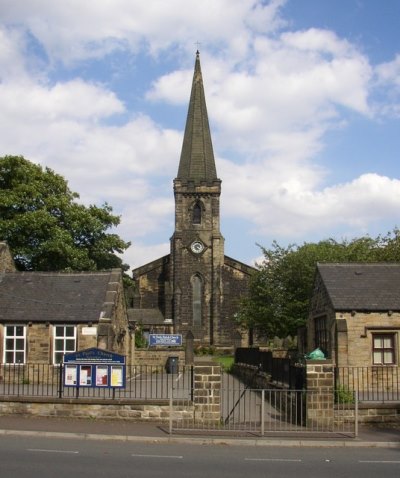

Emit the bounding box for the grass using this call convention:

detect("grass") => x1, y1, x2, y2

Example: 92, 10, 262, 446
212, 355, 234, 372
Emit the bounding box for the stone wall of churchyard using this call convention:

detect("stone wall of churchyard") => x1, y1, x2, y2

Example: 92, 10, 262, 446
134, 349, 185, 367
0, 397, 175, 421
0, 363, 222, 423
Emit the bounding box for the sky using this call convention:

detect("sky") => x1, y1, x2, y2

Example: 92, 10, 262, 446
1, 0, 400, 270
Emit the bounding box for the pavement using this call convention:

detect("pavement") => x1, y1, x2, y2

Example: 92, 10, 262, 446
0, 415, 399, 448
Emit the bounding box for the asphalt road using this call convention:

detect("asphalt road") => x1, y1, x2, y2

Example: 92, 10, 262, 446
1, 435, 400, 478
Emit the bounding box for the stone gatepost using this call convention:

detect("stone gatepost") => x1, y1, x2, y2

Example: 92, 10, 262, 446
193, 363, 221, 426
185, 331, 194, 365
306, 360, 334, 430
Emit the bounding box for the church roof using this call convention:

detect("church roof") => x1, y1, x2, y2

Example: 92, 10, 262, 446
317, 263, 400, 311
177, 51, 218, 183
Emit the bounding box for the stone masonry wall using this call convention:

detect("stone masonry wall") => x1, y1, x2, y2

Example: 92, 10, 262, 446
306, 360, 334, 429
193, 363, 221, 425
338, 311, 400, 367
134, 349, 185, 367
0, 398, 172, 421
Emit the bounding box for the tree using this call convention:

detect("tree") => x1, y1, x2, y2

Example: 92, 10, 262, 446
238, 234, 396, 339
0, 155, 130, 271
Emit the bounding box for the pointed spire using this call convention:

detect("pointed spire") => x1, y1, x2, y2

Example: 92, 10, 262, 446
177, 51, 217, 183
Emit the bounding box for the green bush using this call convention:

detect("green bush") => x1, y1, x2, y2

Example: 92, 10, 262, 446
335, 385, 355, 404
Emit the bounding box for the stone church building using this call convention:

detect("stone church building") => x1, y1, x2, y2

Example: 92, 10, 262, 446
130, 52, 254, 347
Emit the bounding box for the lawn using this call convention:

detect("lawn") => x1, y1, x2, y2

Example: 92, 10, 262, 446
212, 355, 234, 372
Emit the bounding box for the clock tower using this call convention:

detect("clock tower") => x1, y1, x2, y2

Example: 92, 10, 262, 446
170, 51, 224, 345
131, 52, 254, 348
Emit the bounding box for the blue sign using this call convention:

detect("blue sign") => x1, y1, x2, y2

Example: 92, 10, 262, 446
63, 347, 125, 364
149, 334, 182, 346
63, 348, 126, 389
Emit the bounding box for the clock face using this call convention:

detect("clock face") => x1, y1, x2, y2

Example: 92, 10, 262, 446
190, 241, 204, 254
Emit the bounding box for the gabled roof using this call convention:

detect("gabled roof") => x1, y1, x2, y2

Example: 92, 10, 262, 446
177, 51, 218, 183
0, 270, 120, 323
317, 263, 400, 311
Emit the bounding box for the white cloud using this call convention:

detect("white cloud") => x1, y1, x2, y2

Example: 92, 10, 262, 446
1, 1, 400, 269
0, 0, 286, 62
376, 54, 400, 87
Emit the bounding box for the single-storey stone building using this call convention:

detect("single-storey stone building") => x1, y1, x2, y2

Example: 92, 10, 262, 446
130, 52, 255, 347
308, 262, 400, 367
0, 242, 132, 365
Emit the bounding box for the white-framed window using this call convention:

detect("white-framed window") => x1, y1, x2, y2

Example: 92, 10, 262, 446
3, 325, 26, 364
372, 333, 396, 365
53, 325, 77, 364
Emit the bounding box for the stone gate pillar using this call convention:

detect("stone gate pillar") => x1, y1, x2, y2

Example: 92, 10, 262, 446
306, 360, 334, 429
193, 363, 221, 425
185, 331, 194, 365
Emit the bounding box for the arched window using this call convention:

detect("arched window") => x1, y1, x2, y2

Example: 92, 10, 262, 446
192, 202, 201, 224
192, 275, 202, 326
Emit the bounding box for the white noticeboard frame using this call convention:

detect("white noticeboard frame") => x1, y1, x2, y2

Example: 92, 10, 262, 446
65, 365, 77, 386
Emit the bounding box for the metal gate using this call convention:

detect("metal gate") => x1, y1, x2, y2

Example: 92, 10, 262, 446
169, 373, 357, 437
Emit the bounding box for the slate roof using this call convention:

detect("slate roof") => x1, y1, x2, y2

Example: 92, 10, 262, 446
317, 263, 400, 311
0, 271, 115, 323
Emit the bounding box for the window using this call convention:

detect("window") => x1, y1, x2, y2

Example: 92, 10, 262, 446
192, 202, 202, 224
372, 334, 396, 365
53, 325, 77, 364
3, 325, 26, 364
192, 275, 202, 326
314, 316, 328, 356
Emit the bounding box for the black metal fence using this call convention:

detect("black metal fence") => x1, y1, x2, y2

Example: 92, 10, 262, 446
234, 348, 305, 390
0, 363, 194, 400
336, 366, 400, 402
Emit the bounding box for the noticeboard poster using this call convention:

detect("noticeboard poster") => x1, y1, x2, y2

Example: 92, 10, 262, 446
79, 365, 92, 386
96, 365, 109, 386
65, 365, 77, 386
111, 366, 123, 387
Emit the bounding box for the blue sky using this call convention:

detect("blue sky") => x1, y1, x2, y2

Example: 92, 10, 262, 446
1, 0, 400, 269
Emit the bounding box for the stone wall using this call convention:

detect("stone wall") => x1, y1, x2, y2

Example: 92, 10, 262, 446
134, 349, 185, 367
306, 360, 334, 428
193, 363, 221, 425
337, 311, 400, 367
0, 363, 221, 423
0, 397, 172, 421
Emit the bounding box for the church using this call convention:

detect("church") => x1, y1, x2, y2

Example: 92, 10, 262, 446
130, 52, 254, 347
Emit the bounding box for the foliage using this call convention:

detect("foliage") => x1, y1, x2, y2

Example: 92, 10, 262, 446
194, 345, 216, 356
134, 326, 148, 349
335, 385, 355, 404
0, 155, 130, 271
237, 232, 400, 338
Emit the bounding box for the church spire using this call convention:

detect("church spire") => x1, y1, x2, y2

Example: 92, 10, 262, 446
177, 51, 217, 183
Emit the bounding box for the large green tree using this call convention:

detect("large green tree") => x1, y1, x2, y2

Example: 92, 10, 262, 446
0, 155, 130, 271
238, 233, 400, 339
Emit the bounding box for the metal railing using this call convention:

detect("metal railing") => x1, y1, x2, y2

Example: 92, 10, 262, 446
336, 366, 400, 402
170, 386, 357, 437
0, 363, 193, 400
234, 348, 305, 389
